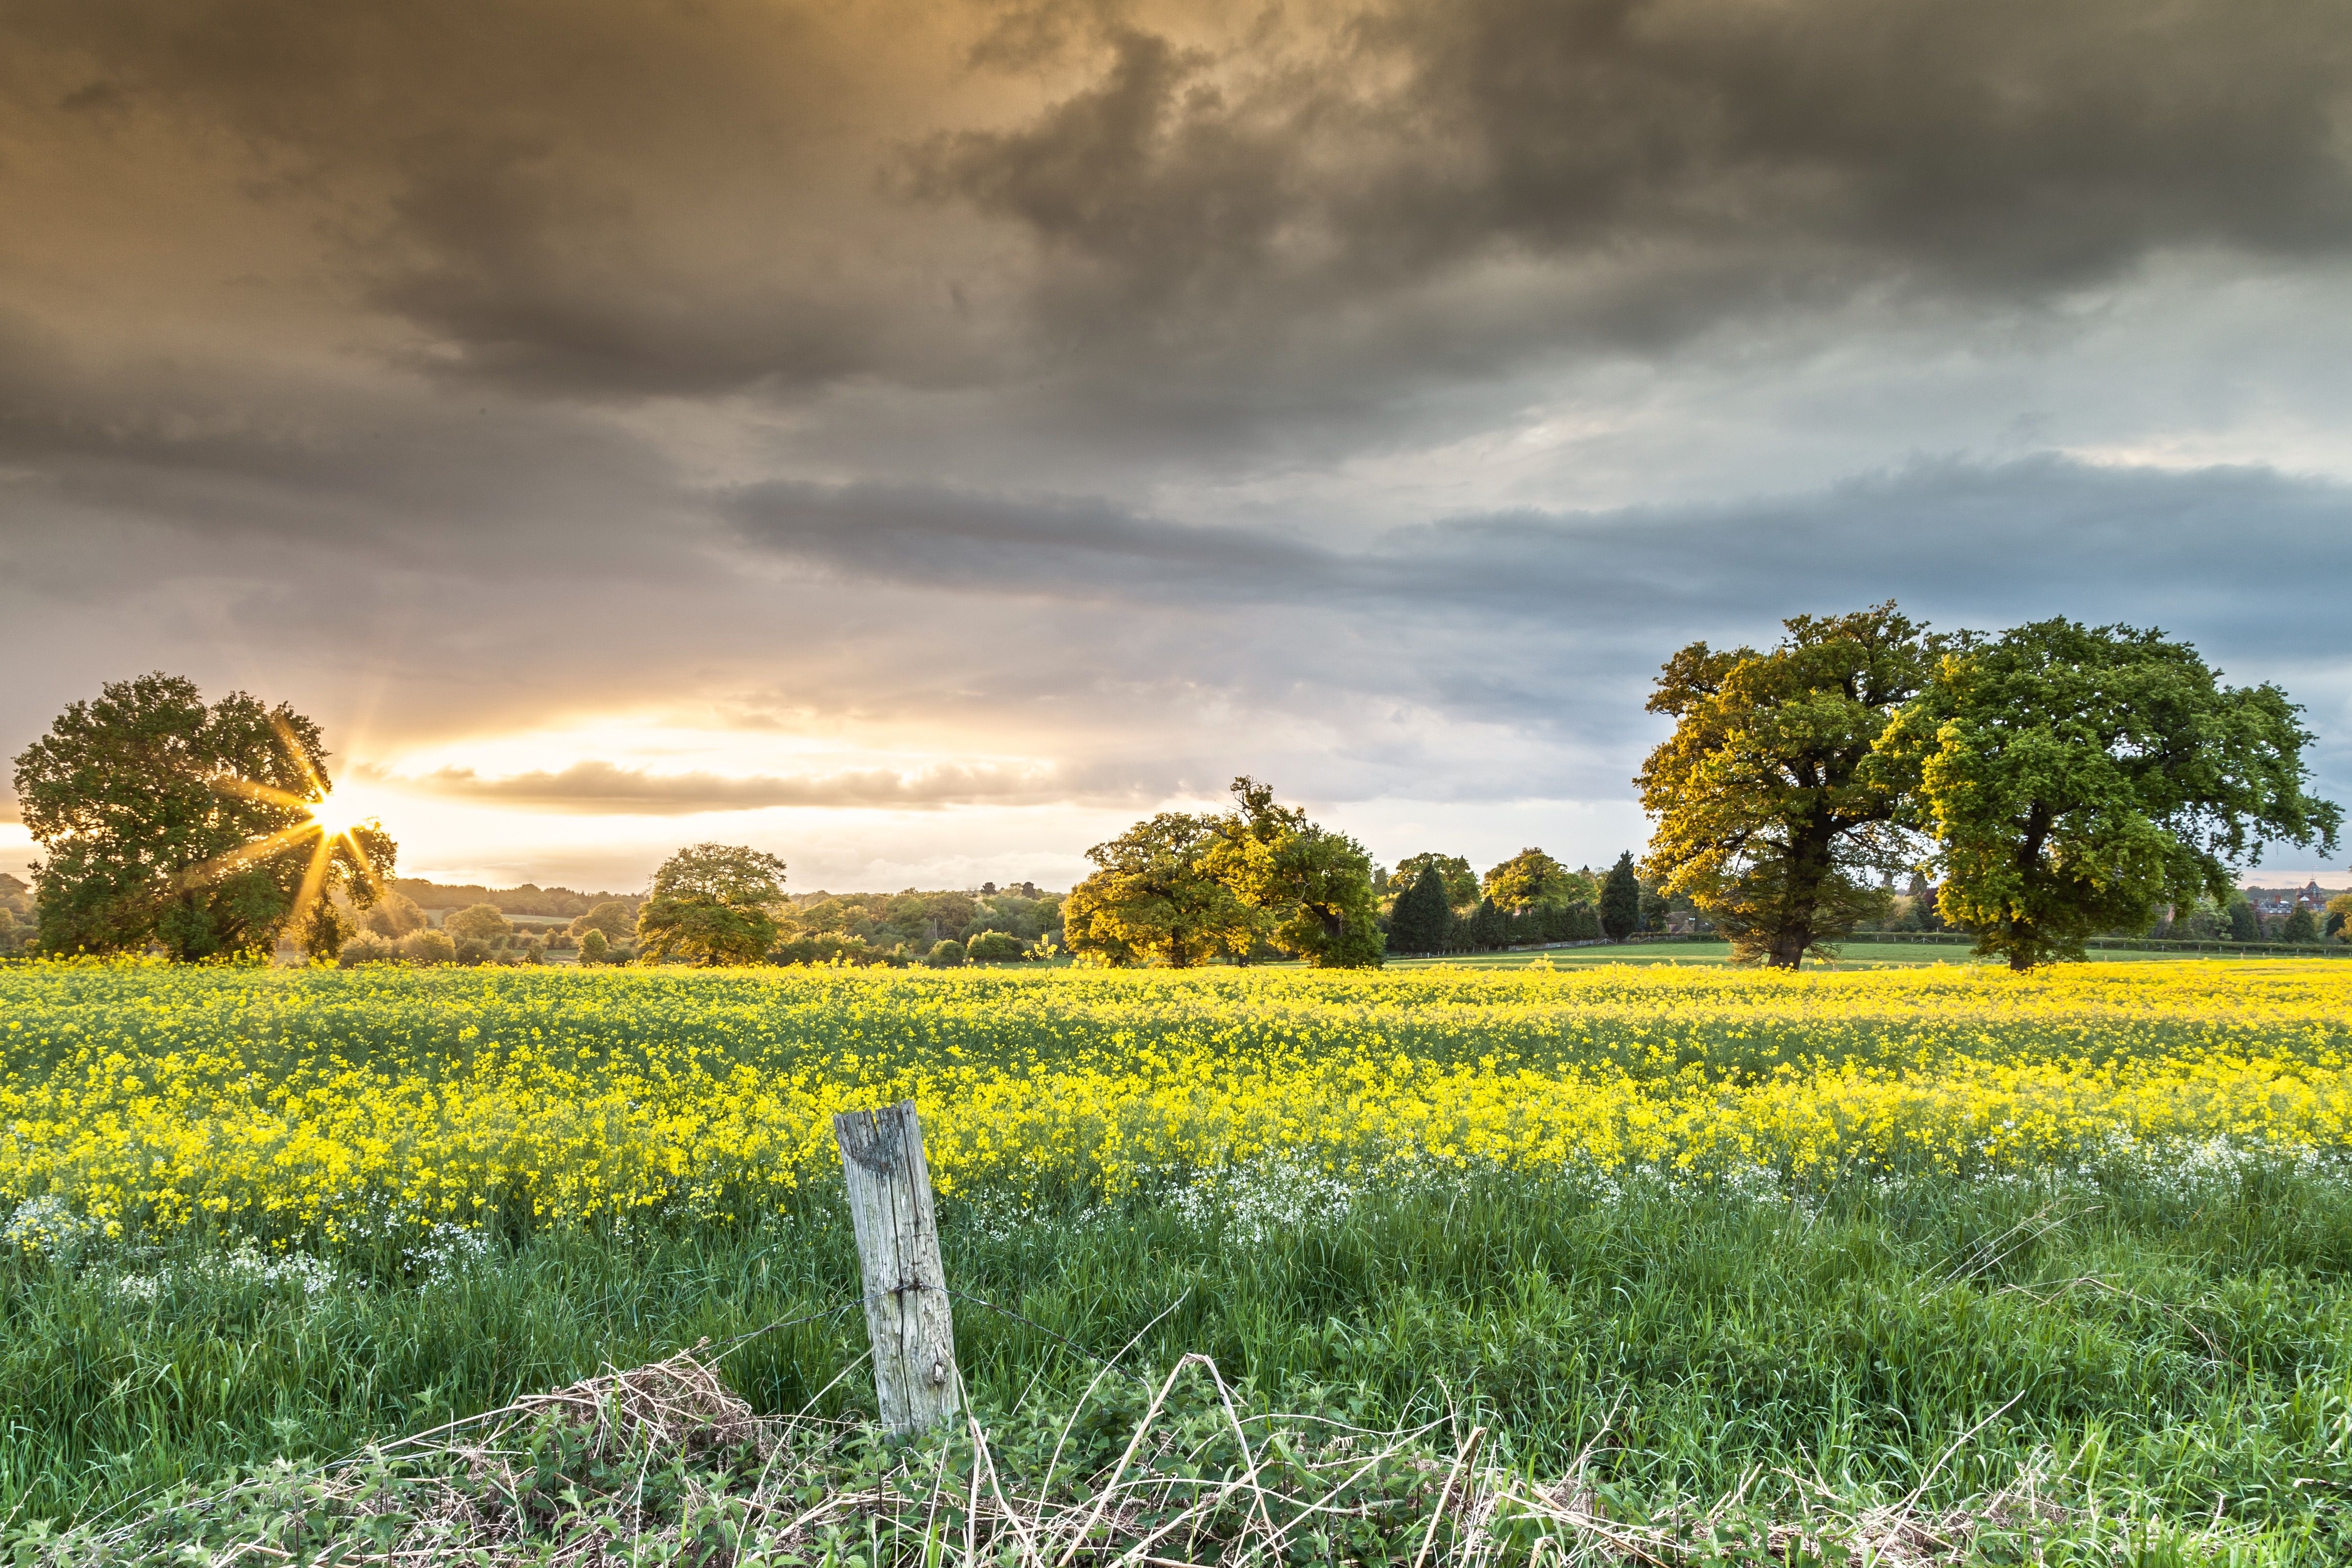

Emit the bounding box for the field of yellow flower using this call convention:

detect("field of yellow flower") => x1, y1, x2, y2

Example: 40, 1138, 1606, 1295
3, 957, 2348, 1238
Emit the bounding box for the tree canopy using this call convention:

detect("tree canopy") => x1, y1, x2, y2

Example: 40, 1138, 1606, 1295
10, 673, 394, 960
1211, 777, 1385, 968
634, 843, 788, 966
1881, 619, 2341, 970
1482, 847, 1592, 911
1062, 812, 1254, 967
1638, 605, 1938, 966
1065, 779, 1383, 968
1391, 852, 1478, 911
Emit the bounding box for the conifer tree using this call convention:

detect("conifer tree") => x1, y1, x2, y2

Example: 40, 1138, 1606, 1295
1601, 853, 1642, 940
1387, 863, 1451, 954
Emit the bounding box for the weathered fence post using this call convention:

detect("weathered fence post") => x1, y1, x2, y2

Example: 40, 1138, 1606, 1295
831, 1100, 960, 1435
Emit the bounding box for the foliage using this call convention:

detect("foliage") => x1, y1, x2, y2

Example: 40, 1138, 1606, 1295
1064, 813, 1256, 967
965, 930, 1024, 962
926, 937, 968, 967
1599, 853, 1642, 940
1639, 605, 1937, 967
1391, 852, 1478, 911
1884, 619, 2342, 970
1210, 777, 1385, 969
635, 844, 789, 966
10, 673, 394, 961
444, 903, 513, 941
569, 900, 637, 940
1481, 847, 1593, 911
1387, 864, 1453, 954
2283, 906, 2321, 944
361, 888, 426, 938
577, 929, 611, 965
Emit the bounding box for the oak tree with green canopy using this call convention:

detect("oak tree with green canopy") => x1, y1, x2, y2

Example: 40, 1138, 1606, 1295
1063, 812, 1256, 967
634, 843, 788, 966
11, 672, 394, 960
1882, 619, 2340, 970
1637, 604, 1940, 967
1212, 777, 1385, 968
1481, 847, 1594, 912
444, 904, 513, 942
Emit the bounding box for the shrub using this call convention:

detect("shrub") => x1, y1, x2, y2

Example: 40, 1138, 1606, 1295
398, 929, 456, 965
925, 938, 966, 968
578, 930, 610, 965
966, 931, 1024, 963
335, 933, 396, 967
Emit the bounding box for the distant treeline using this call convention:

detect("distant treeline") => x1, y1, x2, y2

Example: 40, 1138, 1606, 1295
388, 880, 637, 917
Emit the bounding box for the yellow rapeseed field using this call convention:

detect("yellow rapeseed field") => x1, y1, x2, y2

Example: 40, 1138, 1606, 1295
1, 958, 2347, 1237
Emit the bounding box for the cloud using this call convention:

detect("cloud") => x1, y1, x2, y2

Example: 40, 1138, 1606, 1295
402, 759, 1064, 814
921, 0, 2352, 348
721, 456, 2352, 664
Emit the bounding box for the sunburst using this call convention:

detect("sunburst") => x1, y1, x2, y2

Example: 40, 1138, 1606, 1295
174, 723, 388, 950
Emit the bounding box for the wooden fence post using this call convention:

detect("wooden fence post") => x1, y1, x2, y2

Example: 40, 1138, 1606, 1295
832, 1100, 961, 1435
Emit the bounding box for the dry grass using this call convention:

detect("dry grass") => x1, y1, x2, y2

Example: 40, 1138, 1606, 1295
38, 1346, 2229, 1568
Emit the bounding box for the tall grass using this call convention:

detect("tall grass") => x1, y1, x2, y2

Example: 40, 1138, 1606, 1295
5, 1158, 2350, 1557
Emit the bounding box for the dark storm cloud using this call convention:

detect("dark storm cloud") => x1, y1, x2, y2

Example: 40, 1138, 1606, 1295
923, 0, 2352, 343
403, 760, 1060, 814
12, 0, 2348, 409
724, 456, 2352, 669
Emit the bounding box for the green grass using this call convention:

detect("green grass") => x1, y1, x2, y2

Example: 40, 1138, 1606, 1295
7, 1159, 2352, 1560
1385, 940, 2325, 969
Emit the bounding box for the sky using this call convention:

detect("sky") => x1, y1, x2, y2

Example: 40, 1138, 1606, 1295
4, 0, 2351, 894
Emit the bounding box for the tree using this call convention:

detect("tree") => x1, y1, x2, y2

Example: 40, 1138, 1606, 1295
2325, 893, 2352, 940
1388, 863, 1453, 954
2228, 898, 2260, 944
1211, 778, 1385, 968
1391, 853, 1478, 911
925, 938, 967, 967
1883, 620, 2340, 970
2282, 906, 2321, 944
569, 901, 636, 941
1468, 896, 1505, 950
11, 672, 394, 960
1482, 848, 1594, 913
1639, 605, 1938, 967
1064, 813, 1255, 967
363, 889, 426, 939
635, 843, 788, 966
577, 928, 611, 964
1600, 853, 1642, 940
445, 903, 512, 942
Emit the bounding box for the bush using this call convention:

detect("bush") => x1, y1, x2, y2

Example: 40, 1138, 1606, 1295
398, 929, 457, 965
925, 938, 966, 968
335, 933, 396, 967
578, 930, 610, 965
966, 931, 1024, 963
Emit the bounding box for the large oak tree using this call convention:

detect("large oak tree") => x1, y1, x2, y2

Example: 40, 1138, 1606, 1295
1881, 619, 2340, 970
12, 673, 393, 960
634, 843, 788, 965
1211, 777, 1385, 969
1637, 605, 1941, 967
1063, 811, 1257, 967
